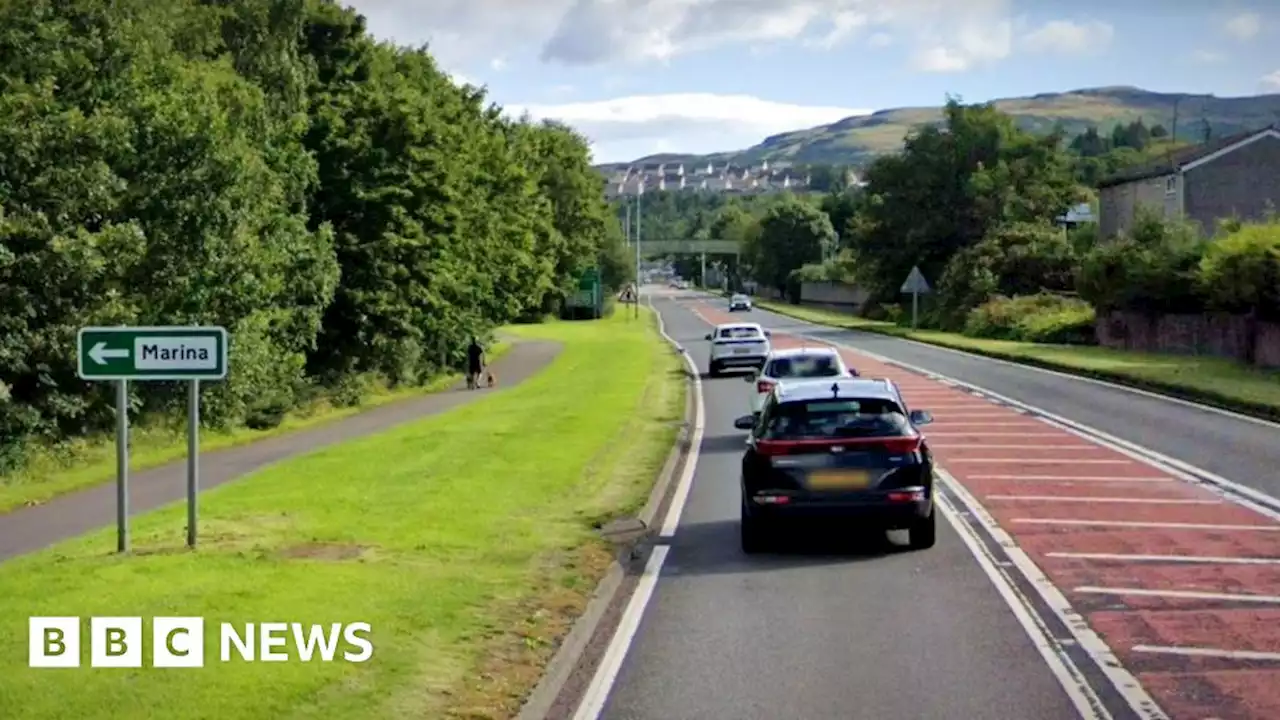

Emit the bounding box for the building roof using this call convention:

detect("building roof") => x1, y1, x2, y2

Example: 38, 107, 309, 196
1097, 126, 1280, 189
777, 377, 897, 403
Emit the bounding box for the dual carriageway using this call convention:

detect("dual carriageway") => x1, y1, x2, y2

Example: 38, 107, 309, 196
570, 288, 1280, 720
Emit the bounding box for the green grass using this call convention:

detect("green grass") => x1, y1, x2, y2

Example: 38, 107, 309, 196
755, 300, 1280, 421
0, 307, 687, 720
0, 343, 512, 513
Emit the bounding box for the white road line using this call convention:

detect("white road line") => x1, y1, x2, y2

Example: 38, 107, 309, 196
1074, 586, 1280, 604
985, 496, 1221, 505
572, 546, 670, 720
1013, 519, 1280, 531
938, 468, 1163, 719
1047, 552, 1280, 565
925, 432, 1064, 437
573, 297, 707, 720
934, 411, 1015, 417
968, 474, 1174, 482
947, 458, 1132, 464
1131, 645, 1280, 661
935, 493, 1114, 719
930, 444, 1105, 450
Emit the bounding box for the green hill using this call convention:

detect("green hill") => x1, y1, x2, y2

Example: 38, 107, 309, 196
602, 86, 1280, 171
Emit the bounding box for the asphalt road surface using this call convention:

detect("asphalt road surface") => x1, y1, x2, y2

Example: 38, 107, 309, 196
736, 300, 1280, 500
597, 297, 1083, 720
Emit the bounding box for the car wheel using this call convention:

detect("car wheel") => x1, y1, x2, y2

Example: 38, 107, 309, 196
708, 361, 721, 377
907, 507, 937, 550
741, 502, 768, 554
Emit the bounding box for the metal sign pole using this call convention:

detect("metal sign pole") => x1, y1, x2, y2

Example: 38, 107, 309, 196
635, 193, 642, 319
186, 380, 200, 548
115, 379, 130, 553
911, 291, 919, 330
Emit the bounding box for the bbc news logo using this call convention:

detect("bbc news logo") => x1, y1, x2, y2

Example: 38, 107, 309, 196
28, 617, 373, 668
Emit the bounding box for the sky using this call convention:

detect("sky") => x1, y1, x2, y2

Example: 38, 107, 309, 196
344, 0, 1280, 164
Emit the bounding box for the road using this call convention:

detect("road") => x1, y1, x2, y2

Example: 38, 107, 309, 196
580, 291, 1280, 720
595, 296, 1085, 720
743, 302, 1280, 501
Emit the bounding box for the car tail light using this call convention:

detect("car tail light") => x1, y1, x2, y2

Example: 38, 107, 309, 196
756, 379, 775, 394
755, 436, 921, 456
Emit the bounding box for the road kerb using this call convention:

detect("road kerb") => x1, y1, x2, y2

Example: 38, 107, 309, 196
516, 298, 699, 720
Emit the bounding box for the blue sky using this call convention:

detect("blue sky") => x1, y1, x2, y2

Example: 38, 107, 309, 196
347, 0, 1280, 163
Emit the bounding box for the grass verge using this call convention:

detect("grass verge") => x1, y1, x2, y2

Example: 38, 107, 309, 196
754, 299, 1280, 422
0, 343, 512, 513
0, 307, 686, 720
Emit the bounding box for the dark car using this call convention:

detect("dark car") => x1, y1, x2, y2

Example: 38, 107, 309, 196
733, 377, 936, 554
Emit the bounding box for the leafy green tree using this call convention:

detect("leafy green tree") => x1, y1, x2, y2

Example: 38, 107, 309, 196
751, 199, 836, 298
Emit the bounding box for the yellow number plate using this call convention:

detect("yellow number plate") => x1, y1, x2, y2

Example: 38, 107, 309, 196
808, 470, 871, 490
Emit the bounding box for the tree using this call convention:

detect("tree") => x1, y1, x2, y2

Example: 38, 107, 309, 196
751, 199, 836, 298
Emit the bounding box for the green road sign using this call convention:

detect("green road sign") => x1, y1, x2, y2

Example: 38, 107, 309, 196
77, 326, 229, 381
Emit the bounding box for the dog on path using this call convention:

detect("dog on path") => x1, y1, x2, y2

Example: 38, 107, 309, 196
485, 370, 496, 388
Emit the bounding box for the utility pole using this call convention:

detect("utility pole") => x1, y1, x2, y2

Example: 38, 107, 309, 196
634, 185, 642, 319
624, 201, 632, 247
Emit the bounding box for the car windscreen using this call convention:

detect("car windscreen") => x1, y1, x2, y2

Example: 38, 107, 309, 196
765, 355, 841, 379
718, 327, 761, 339
763, 398, 910, 440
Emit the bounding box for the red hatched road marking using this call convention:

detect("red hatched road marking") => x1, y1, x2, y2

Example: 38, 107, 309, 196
690, 302, 1280, 718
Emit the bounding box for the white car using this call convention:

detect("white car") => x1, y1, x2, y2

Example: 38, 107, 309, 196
728, 293, 752, 312
705, 322, 772, 376
745, 346, 857, 415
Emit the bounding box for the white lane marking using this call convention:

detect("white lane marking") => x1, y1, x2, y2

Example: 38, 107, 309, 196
931, 421, 1048, 428
938, 467, 1164, 719
947, 458, 1132, 464
910, 403, 1003, 409
985, 496, 1221, 505
573, 297, 707, 720
969, 475, 1174, 482
1047, 552, 1280, 565
573, 546, 670, 720
925, 432, 1064, 437
935, 492, 1115, 719
930, 444, 1106, 450
1012, 519, 1280, 531
1074, 586, 1280, 604
801, 331, 1280, 523
1131, 645, 1280, 661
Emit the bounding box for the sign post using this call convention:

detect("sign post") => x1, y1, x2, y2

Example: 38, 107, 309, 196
899, 266, 932, 330
77, 326, 229, 552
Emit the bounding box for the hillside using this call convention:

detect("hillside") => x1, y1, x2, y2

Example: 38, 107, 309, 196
599, 86, 1280, 171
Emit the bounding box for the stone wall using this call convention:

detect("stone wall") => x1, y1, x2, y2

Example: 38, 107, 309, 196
1095, 311, 1280, 368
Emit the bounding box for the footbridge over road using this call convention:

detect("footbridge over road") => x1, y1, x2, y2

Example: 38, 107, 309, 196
634, 239, 739, 257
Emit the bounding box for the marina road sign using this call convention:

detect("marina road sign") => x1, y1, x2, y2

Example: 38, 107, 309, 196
77, 326, 229, 381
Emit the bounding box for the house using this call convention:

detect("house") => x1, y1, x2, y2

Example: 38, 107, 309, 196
1097, 126, 1280, 238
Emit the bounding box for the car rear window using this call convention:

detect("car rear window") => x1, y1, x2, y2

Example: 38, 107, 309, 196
719, 326, 761, 339
765, 354, 840, 379
763, 397, 909, 440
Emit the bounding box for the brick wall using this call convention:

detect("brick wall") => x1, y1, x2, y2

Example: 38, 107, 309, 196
1095, 311, 1280, 368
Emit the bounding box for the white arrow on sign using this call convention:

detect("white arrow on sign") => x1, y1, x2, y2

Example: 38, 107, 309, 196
89, 341, 130, 365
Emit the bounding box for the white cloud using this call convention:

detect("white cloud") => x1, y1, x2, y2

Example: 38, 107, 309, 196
345, 0, 1019, 72
1262, 70, 1280, 90
1224, 11, 1261, 40
1020, 19, 1114, 55
505, 93, 871, 163
867, 32, 893, 48
489, 57, 507, 71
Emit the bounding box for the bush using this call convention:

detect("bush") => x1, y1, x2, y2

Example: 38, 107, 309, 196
1198, 220, 1280, 319
1076, 209, 1209, 314
964, 293, 1097, 344
934, 221, 1078, 330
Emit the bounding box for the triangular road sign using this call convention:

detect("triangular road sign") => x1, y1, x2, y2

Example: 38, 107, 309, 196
900, 266, 931, 294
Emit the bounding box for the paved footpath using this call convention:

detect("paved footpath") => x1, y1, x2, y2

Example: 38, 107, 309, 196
694, 301, 1280, 720
0, 340, 561, 561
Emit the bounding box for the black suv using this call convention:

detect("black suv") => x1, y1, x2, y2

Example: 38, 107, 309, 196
734, 377, 937, 553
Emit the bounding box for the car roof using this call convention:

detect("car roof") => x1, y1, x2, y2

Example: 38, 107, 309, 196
775, 377, 899, 403
715, 322, 763, 330
766, 346, 839, 358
